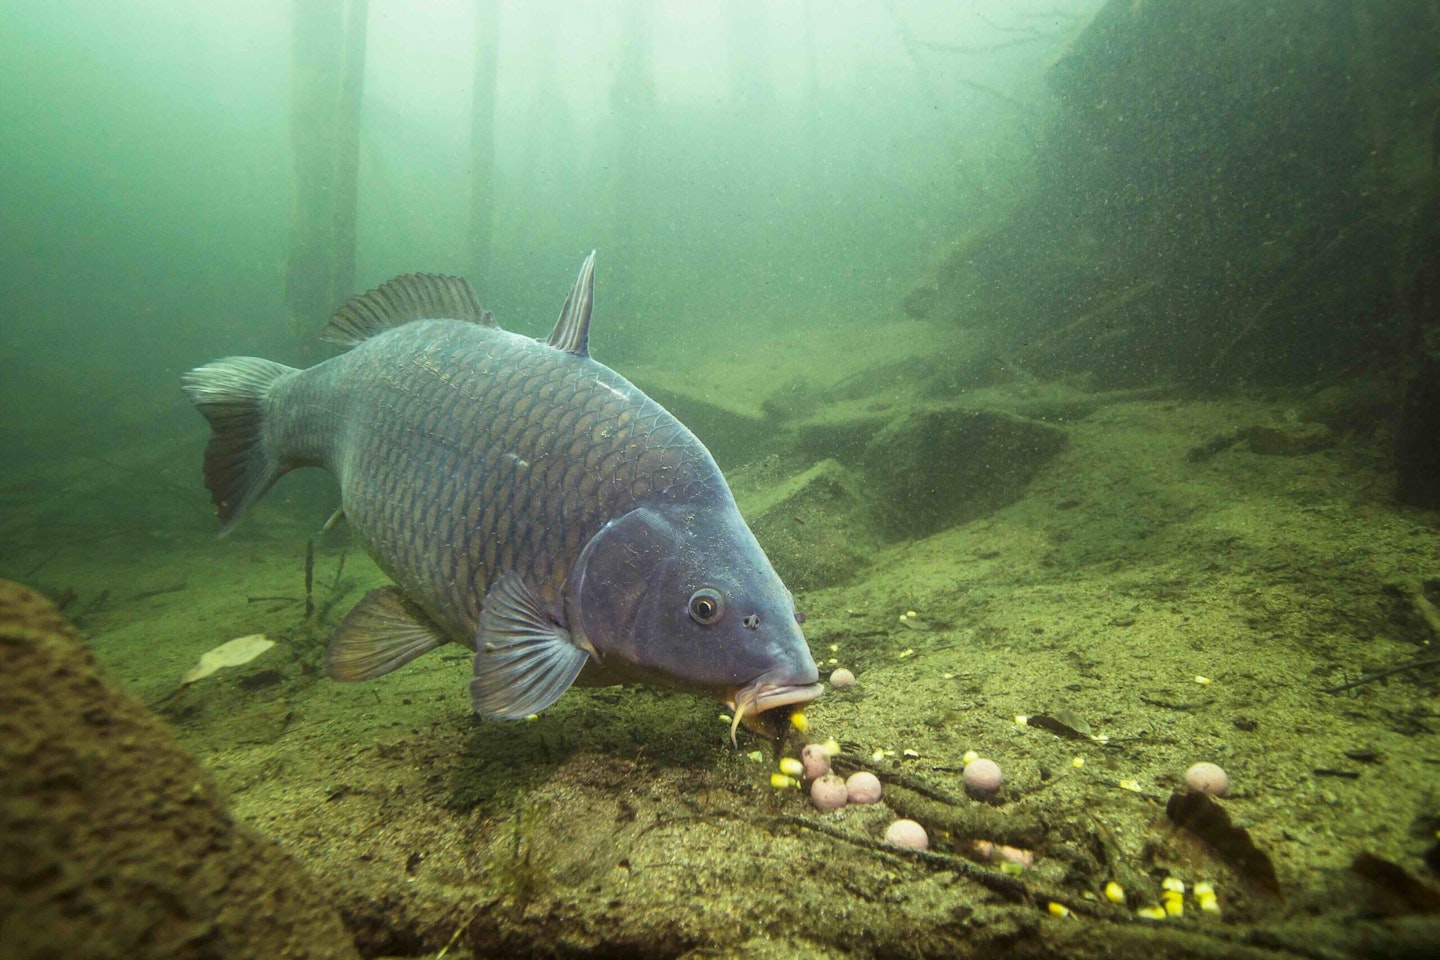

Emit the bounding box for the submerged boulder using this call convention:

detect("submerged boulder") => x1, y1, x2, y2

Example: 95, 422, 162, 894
741, 459, 880, 590
860, 407, 1067, 537
0, 580, 359, 960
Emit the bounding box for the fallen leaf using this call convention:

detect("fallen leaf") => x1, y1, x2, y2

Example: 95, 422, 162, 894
180, 634, 275, 685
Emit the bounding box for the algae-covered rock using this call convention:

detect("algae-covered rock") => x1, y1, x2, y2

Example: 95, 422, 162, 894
740, 459, 880, 590
1240, 423, 1334, 457
861, 406, 1067, 537
0, 580, 359, 960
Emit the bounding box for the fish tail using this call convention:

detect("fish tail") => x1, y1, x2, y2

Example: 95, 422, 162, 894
182, 357, 298, 535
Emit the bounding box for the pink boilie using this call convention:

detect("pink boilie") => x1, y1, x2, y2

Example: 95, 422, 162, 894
884, 819, 929, 851
810, 774, 848, 813
1185, 762, 1230, 796
963, 758, 1003, 797
845, 771, 883, 804
801, 743, 831, 780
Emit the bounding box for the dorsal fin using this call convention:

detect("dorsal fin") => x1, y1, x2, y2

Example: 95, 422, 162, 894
323, 274, 496, 348
545, 251, 596, 357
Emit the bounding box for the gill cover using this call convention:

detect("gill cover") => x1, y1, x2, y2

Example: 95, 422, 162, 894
567, 507, 683, 662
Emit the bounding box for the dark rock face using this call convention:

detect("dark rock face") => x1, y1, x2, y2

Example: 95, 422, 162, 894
1396, 157, 1440, 509
0, 580, 359, 960
860, 408, 1067, 538
1397, 354, 1440, 509
907, 0, 1439, 387
743, 459, 881, 590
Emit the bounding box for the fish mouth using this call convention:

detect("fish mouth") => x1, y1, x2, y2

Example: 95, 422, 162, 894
725, 680, 824, 746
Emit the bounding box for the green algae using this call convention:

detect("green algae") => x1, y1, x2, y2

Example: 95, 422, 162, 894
10, 372, 1438, 957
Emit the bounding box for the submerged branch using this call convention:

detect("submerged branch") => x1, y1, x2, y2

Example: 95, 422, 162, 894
772, 813, 1072, 908
1324, 657, 1440, 695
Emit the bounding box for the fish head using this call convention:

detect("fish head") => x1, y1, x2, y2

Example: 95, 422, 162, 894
568, 503, 822, 738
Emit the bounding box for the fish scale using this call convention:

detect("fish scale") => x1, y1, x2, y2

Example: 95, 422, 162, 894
184, 256, 820, 729
289, 320, 714, 641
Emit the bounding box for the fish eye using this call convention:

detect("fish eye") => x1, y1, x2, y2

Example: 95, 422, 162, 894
794, 610, 806, 625
687, 588, 724, 625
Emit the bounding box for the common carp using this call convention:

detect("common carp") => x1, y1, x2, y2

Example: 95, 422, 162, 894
183, 254, 821, 740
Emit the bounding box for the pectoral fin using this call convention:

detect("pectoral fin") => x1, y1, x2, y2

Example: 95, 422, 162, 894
470, 572, 594, 720
325, 586, 449, 681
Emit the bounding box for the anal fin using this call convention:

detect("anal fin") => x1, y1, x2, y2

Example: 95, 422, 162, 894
326, 586, 449, 681
470, 572, 594, 720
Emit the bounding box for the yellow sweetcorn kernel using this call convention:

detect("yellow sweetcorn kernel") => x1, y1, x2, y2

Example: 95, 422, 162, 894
1136, 906, 1167, 921
790, 711, 809, 733
778, 757, 804, 777
770, 773, 799, 790
1161, 877, 1186, 894
1162, 892, 1184, 917
1047, 902, 1071, 918
1103, 881, 1125, 904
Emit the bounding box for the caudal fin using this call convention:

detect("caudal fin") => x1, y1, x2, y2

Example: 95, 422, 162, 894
182, 357, 297, 535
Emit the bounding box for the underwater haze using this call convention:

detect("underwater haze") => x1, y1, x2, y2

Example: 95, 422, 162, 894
1, 0, 1049, 464
3, 1, 1440, 958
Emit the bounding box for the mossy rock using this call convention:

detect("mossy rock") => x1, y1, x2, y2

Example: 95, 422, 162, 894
741, 459, 880, 591
860, 406, 1067, 537
0, 580, 359, 960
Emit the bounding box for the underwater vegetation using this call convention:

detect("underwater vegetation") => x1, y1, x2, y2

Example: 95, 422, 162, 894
2, 0, 1440, 958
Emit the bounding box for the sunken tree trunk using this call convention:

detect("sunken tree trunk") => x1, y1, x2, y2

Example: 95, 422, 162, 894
466, 0, 501, 293
286, 0, 369, 357
606, 1, 654, 301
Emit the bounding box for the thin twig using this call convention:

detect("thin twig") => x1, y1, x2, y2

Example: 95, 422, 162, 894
1397, 580, 1440, 642
304, 538, 315, 618
131, 581, 187, 601
1324, 658, 1440, 695
772, 813, 1099, 915
1210, 216, 1377, 369
22, 548, 60, 578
